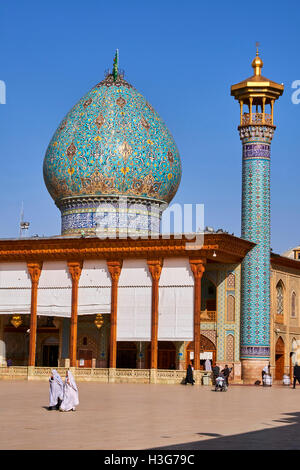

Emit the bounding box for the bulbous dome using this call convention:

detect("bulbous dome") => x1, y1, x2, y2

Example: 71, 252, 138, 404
43, 73, 181, 206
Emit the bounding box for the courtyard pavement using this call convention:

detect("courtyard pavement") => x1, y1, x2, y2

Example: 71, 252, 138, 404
1, 381, 300, 450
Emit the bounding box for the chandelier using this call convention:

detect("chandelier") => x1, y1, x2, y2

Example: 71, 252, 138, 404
11, 315, 22, 328
94, 314, 104, 329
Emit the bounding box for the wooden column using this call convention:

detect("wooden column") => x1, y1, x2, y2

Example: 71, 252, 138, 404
262, 97, 266, 124
239, 100, 243, 126
147, 259, 163, 369
68, 261, 82, 367
189, 258, 206, 371
107, 260, 123, 369
249, 97, 253, 124
271, 99, 274, 125
27, 262, 43, 367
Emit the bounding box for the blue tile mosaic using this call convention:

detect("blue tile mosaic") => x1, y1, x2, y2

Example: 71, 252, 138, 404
240, 126, 272, 359
43, 71, 181, 234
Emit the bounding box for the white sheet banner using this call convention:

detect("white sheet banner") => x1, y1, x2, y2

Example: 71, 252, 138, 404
78, 286, 111, 315
119, 259, 152, 287
37, 287, 72, 317
158, 286, 194, 340
117, 286, 152, 341
158, 258, 194, 340
78, 260, 111, 315
0, 262, 31, 313
117, 260, 152, 340
159, 258, 194, 286
0, 288, 31, 314
37, 261, 72, 317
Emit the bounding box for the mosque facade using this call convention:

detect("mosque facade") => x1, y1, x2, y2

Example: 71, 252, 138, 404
0, 52, 300, 384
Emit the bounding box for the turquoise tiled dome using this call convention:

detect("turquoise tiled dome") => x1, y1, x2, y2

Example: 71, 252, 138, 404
43, 72, 181, 206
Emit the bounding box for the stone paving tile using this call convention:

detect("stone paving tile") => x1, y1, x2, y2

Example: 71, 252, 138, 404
0, 381, 300, 449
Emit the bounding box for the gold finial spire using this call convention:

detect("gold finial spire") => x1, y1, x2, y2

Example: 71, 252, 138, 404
256, 41, 260, 56
252, 42, 263, 76
231, 45, 284, 127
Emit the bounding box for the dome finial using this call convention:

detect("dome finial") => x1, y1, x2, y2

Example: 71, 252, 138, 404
251, 42, 263, 76
113, 49, 119, 81
256, 41, 260, 56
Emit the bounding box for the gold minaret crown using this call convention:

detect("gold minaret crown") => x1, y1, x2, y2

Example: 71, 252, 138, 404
251, 43, 263, 76
231, 46, 284, 127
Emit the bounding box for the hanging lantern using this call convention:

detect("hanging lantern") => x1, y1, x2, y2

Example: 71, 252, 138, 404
11, 315, 22, 328
94, 314, 104, 330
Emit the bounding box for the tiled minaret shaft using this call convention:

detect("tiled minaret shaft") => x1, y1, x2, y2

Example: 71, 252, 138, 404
231, 50, 283, 382
240, 125, 274, 360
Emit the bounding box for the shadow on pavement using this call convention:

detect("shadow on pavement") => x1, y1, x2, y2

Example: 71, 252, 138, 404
150, 412, 300, 450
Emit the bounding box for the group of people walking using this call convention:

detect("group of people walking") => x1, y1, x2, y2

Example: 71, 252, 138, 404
48, 363, 300, 403
48, 369, 79, 412
184, 362, 232, 386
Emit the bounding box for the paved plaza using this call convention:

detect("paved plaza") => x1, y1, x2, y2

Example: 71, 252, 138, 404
1, 381, 300, 450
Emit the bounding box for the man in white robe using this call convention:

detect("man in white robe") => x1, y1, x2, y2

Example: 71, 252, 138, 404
59, 370, 79, 412
48, 369, 64, 411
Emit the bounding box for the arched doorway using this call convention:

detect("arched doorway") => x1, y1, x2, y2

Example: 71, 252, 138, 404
42, 336, 59, 367
275, 336, 285, 380
186, 335, 216, 370
117, 342, 137, 368
202, 277, 217, 312
146, 342, 176, 369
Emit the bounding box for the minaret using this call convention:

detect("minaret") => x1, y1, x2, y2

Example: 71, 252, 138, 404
231, 49, 284, 383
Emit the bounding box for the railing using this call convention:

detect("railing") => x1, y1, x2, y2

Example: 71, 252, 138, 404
242, 113, 272, 125
0, 366, 28, 376
113, 369, 150, 382
32, 367, 66, 376
200, 310, 217, 322
156, 369, 186, 380
114, 368, 149, 378
0, 367, 212, 384
75, 368, 109, 378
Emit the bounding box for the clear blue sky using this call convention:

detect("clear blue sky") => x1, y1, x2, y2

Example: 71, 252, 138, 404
0, 0, 299, 254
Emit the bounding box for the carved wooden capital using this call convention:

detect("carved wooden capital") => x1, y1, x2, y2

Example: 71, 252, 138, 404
189, 258, 206, 279
107, 260, 123, 282
147, 259, 163, 282
67, 261, 83, 283
27, 262, 43, 284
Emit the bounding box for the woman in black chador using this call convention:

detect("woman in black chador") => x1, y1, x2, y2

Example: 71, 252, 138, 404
184, 363, 195, 385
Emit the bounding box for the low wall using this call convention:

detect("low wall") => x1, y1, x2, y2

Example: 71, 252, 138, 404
0, 367, 213, 385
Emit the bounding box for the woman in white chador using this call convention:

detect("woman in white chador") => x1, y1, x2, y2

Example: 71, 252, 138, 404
48, 369, 64, 411
59, 370, 79, 412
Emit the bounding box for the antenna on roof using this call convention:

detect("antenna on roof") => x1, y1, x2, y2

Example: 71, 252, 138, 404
19, 201, 30, 237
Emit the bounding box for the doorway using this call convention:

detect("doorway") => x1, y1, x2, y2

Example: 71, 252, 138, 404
42, 345, 59, 367
275, 337, 285, 380
146, 342, 176, 369
157, 342, 176, 369
117, 342, 137, 368
78, 349, 93, 368
186, 336, 216, 370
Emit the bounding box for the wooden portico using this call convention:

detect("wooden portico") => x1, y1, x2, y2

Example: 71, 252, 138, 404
0, 233, 254, 381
